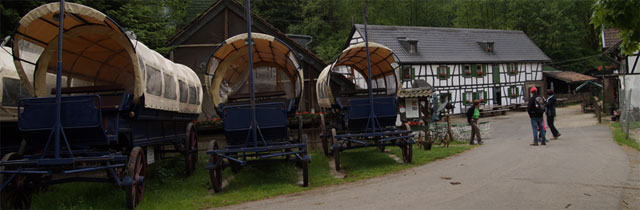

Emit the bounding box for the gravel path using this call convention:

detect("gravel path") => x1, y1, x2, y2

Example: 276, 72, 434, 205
215, 106, 639, 210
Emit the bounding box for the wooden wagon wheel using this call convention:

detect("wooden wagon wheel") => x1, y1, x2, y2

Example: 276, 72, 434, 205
401, 143, 413, 163
1, 152, 32, 210
208, 140, 222, 192
185, 123, 198, 176
320, 113, 330, 156
301, 159, 309, 187
126, 147, 145, 209
330, 128, 341, 171
401, 123, 413, 163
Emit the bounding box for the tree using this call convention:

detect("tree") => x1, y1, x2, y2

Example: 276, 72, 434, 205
251, 0, 303, 33
592, 0, 640, 55
1, 0, 188, 55
1, 0, 52, 39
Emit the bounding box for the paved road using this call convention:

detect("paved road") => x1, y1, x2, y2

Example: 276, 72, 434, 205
218, 106, 640, 210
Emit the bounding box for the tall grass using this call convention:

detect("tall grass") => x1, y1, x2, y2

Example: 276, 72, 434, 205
610, 122, 640, 151
30, 145, 473, 209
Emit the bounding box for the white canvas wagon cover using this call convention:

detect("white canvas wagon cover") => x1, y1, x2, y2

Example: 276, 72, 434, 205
205, 33, 303, 110
316, 42, 400, 108
12, 2, 202, 114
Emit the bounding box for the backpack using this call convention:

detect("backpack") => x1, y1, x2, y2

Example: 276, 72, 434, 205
535, 96, 546, 113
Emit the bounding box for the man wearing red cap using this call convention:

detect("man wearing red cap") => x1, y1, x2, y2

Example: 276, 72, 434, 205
528, 87, 547, 146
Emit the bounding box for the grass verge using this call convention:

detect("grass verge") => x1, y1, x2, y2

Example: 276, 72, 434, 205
610, 122, 640, 151
30, 145, 473, 209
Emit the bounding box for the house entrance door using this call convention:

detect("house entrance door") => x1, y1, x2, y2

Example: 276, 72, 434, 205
494, 87, 502, 105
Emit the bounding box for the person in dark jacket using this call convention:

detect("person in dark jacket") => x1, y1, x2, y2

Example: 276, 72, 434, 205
546, 90, 561, 139
528, 87, 547, 146
466, 100, 483, 145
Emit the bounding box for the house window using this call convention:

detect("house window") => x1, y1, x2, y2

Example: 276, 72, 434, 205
476, 64, 485, 77
478, 90, 487, 103
508, 86, 520, 98
508, 63, 518, 75
463, 64, 472, 77
402, 67, 414, 81
439, 92, 451, 104
409, 43, 416, 53
486, 43, 494, 52
437, 65, 450, 79
463, 91, 473, 105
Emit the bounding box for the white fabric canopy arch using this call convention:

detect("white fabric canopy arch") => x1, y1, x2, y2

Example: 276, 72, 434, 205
0, 47, 30, 121
205, 33, 304, 111
12, 2, 201, 114
316, 42, 400, 108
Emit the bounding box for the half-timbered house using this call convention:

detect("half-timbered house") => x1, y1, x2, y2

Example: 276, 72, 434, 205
347, 24, 551, 114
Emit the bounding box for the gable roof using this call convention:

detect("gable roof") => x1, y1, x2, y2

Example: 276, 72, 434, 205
167, 0, 327, 70
544, 71, 597, 83
352, 24, 551, 64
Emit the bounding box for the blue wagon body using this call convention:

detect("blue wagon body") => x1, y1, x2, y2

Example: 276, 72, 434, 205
0, 2, 202, 209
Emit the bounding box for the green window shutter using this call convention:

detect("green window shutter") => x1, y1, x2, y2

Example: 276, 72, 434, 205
471, 64, 477, 75
514, 64, 519, 73
484, 91, 488, 103
446, 67, 451, 75
517, 87, 520, 96
473, 92, 479, 100
462, 92, 467, 103
482, 64, 487, 76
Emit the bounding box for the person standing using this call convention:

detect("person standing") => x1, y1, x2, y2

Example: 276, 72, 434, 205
546, 90, 561, 139
528, 87, 547, 146
466, 100, 483, 145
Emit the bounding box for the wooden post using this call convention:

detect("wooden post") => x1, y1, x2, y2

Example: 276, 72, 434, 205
224, 8, 229, 39
446, 112, 452, 143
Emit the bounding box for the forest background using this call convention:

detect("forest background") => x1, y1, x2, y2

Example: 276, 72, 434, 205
0, 0, 626, 72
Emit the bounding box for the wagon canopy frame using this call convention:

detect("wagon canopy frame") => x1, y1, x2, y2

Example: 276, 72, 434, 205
316, 42, 400, 108
11, 2, 201, 114
204, 32, 304, 114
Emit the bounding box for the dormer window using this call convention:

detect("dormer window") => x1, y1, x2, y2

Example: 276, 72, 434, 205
398, 37, 418, 54
409, 42, 416, 53
477, 41, 494, 53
